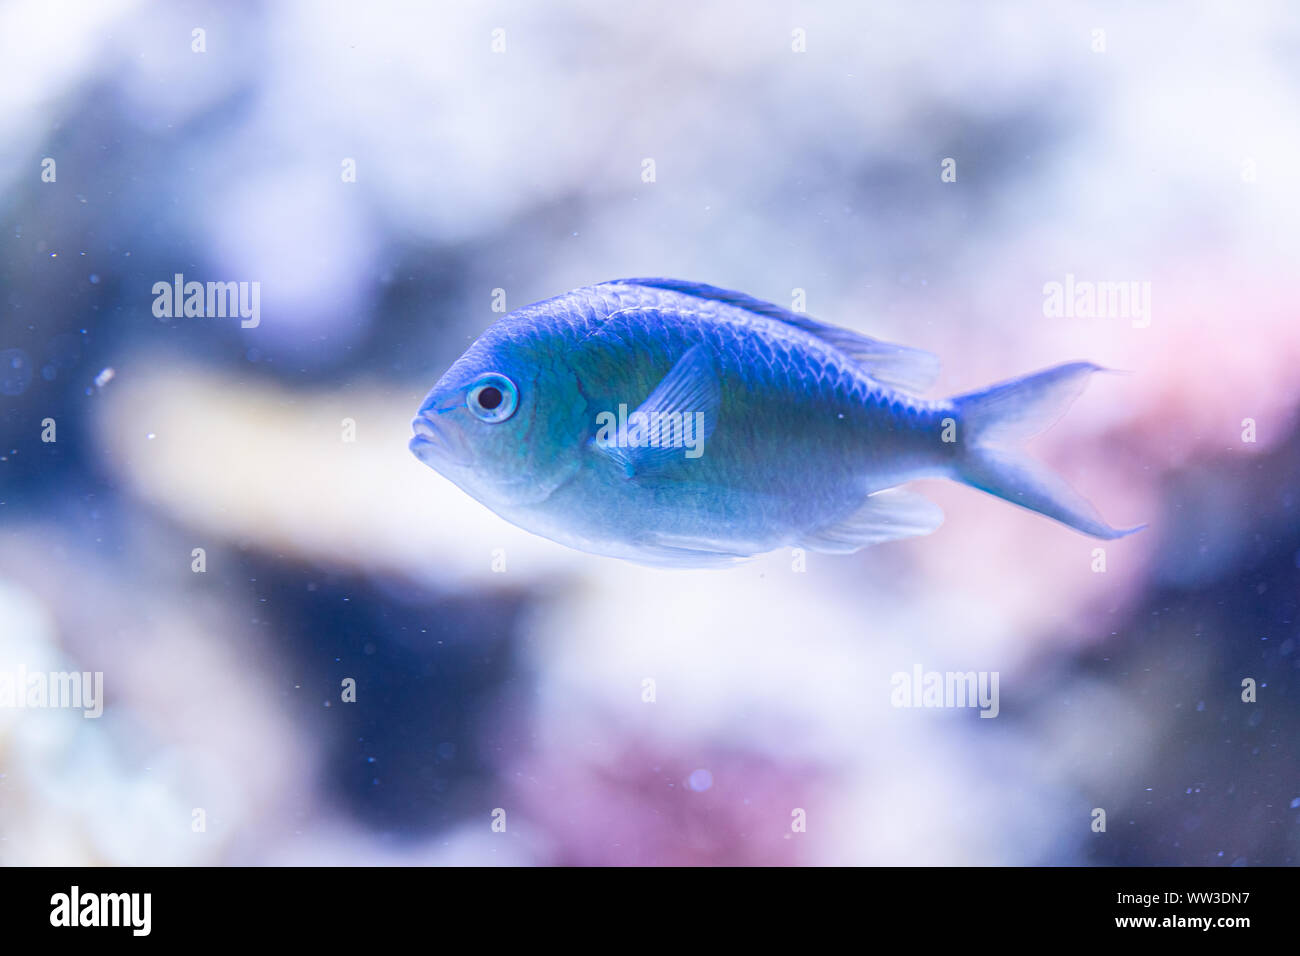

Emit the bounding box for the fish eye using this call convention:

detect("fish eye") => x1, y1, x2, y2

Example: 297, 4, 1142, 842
466, 373, 518, 423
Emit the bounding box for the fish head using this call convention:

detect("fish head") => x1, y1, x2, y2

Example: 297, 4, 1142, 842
410, 325, 587, 509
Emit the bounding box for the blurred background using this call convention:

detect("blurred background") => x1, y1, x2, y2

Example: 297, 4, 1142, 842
1, 0, 1298, 865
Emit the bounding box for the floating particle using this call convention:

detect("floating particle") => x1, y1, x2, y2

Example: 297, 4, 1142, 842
688, 769, 713, 792
0, 349, 33, 396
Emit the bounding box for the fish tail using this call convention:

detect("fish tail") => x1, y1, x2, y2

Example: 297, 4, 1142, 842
950, 362, 1144, 539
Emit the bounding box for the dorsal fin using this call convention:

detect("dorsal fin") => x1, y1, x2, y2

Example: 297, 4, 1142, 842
602, 277, 941, 394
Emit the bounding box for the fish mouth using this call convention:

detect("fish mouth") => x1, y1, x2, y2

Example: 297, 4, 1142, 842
409, 414, 472, 468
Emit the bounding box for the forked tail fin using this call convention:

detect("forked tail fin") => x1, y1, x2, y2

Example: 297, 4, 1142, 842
951, 362, 1144, 539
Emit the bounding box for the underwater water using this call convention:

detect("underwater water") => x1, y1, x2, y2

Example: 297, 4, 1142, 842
1, 0, 1298, 868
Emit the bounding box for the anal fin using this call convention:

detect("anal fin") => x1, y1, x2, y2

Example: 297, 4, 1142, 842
801, 487, 944, 553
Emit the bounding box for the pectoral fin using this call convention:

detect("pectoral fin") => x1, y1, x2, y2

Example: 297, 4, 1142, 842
592, 343, 720, 478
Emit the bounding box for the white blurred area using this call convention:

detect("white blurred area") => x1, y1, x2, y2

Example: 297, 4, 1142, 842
2, 0, 1299, 865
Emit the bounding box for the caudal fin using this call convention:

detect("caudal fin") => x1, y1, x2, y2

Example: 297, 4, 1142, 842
952, 362, 1144, 539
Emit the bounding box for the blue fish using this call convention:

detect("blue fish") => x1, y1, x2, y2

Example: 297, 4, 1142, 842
410, 278, 1143, 567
